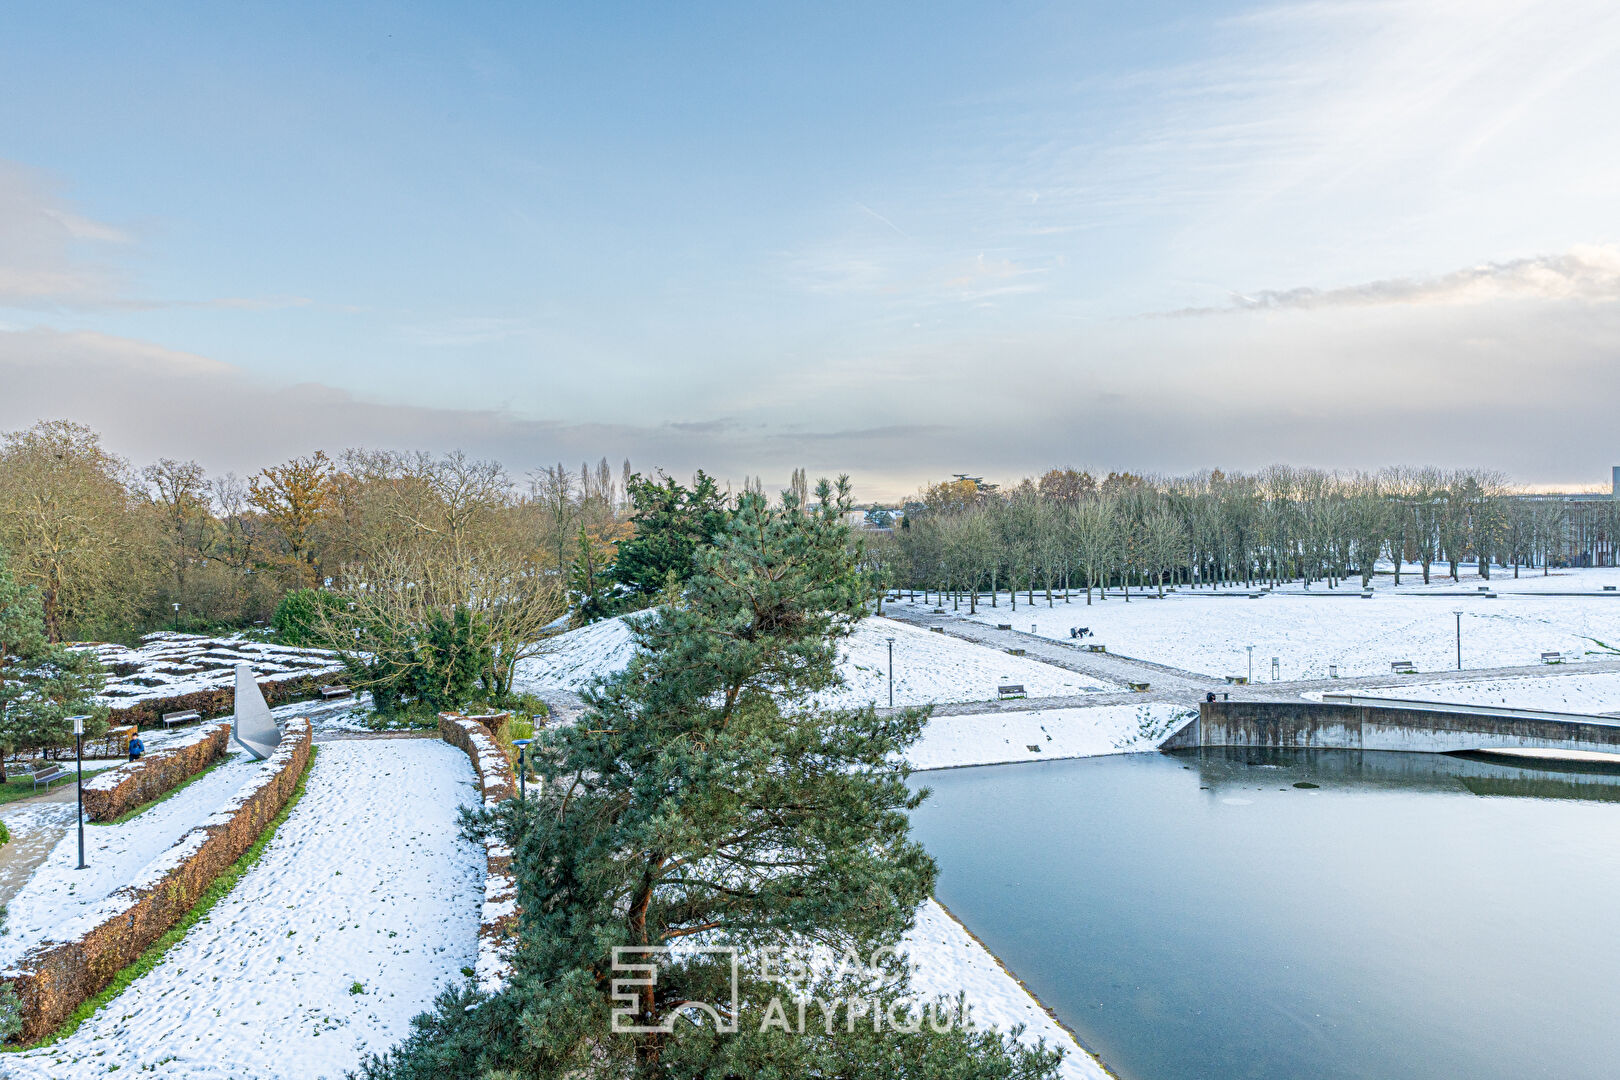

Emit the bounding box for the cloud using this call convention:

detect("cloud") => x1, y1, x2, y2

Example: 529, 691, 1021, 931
0, 161, 130, 306
1162, 245, 1620, 315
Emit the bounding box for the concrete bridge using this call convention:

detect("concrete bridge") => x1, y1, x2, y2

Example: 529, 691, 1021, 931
1160, 695, 1620, 756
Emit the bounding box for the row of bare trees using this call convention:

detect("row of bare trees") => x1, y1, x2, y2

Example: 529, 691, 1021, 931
877, 467, 1593, 611
0, 419, 633, 643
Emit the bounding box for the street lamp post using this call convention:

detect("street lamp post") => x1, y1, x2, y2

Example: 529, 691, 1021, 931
886, 637, 895, 708
71, 714, 88, 869
1454, 611, 1463, 671
171, 602, 180, 630
513, 738, 531, 801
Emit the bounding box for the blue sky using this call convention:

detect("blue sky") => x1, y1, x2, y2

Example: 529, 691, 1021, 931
4, 1, 1619, 498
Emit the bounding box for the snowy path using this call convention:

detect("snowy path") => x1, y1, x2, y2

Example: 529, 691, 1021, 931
6, 739, 484, 1080
0, 751, 264, 966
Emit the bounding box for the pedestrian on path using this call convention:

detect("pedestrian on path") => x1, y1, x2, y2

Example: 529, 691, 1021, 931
128, 733, 145, 761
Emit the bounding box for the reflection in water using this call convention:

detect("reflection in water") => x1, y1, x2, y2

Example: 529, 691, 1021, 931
1189, 745, 1620, 802
908, 749, 1620, 1080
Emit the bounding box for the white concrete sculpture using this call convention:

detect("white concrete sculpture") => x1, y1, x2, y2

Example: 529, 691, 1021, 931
233, 663, 282, 760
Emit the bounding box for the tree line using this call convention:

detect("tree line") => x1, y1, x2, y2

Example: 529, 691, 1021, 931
874, 466, 1593, 612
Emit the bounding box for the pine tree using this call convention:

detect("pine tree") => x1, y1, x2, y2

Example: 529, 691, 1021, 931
609, 470, 731, 602
359, 478, 1062, 1079
0, 549, 108, 779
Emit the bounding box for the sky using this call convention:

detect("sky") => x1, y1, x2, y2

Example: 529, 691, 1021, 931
3, 1, 1619, 500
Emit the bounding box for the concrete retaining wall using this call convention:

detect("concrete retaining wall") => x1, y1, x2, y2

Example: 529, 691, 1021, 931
1162, 700, 1620, 755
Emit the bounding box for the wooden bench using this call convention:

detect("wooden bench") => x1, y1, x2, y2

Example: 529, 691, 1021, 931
998, 684, 1026, 700
1605, 586, 1617, 592
996, 623, 1013, 630
1129, 681, 1151, 692
1390, 660, 1416, 674
319, 684, 354, 700
929, 626, 945, 633
1541, 651, 1564, 664
31, 763, 68, 791
1004, 647, 1026, 656
161, 709, 202, 729
1225, 675, 1247, 685
1083, 643, 1107, 653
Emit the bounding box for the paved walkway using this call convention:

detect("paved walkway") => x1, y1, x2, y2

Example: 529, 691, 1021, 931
0, 787, 78, 911
883, 604, 1620, 717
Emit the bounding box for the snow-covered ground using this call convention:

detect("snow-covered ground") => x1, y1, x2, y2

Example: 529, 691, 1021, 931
893, 586, 1620, 680
517, 615, 1106, 705
905, 703, 1193, 770
0, 750, 262, 966
904, 900, 1106, 1080
1326, 671, 1620, 715
83, 632, 344, 709
6, 739, 484, 1080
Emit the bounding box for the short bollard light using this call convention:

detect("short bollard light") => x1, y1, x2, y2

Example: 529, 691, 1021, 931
512, 738, 532, 801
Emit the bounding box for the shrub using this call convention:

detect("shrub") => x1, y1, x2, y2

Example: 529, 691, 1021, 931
270, 589, 346, 646
0, 821, 10, 847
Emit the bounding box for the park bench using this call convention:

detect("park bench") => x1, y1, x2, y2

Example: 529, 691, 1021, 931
1249, 592, 1263, 599
319, 684, 353, 700
1005, 647, 1026, 656
1129, 681, 1150, 692
1225, 675, 1247, 685
1083, 643, 1107, 653
998, 684, 1026, 700
997, 623, 1013, 630
929, 626, 945, 633
31, 763, 68, 791
1541, 651, 1564, 664
161, 709, 202, 729
1390, 660, 1416, 674
1605, 586, 1617, 592
932, 608, 946, 614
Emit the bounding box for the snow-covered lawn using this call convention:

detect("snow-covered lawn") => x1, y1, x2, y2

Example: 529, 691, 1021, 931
6, 739, 483, 1080
1328, 672, 1620, 715
905, 704, 1193, 770
893, 588, 1620, 680
517, 615, 1105, 705
904, 900, 1107, 1080
0, 750, 263, 967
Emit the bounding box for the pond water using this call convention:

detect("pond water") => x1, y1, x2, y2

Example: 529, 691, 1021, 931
908, 749, 1620, 1080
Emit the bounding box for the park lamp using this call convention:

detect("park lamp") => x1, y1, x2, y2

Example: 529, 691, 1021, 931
70, 714, 89, 869
512, 738, 532, 801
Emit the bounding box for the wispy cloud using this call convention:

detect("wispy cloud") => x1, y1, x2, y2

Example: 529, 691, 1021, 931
1162, 245, 1620, 315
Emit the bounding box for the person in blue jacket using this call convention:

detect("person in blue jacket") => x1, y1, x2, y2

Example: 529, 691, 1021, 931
128, 733, 145, 761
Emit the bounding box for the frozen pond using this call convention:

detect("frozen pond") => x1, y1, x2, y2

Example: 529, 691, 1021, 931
909, 749, 1620, 1080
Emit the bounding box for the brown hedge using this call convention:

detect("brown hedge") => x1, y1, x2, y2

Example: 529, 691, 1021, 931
105, 672, 329, 729
80, 722, 230, 822
4, 718, 313, 1044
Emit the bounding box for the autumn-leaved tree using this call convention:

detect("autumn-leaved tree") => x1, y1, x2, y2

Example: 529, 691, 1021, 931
249, 450, 335, 588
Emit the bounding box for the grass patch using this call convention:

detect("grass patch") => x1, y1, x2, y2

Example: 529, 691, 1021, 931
0, 762, 121, 808
5, 745, 319, 1052
91, 756, 232, 826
